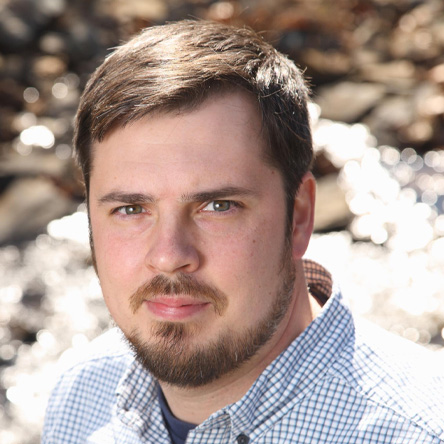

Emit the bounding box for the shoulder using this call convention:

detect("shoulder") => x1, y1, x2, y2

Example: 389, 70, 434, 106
42, 329, 135, 443
52, 328, 134, 386
330, 318, 444, 440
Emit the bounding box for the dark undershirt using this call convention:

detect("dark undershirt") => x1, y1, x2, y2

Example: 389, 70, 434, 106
158, 386, 197, 444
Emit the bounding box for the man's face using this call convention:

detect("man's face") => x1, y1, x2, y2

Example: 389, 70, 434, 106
89, 92, 299, 387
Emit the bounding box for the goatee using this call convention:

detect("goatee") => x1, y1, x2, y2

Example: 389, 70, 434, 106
124, 259, 296, 388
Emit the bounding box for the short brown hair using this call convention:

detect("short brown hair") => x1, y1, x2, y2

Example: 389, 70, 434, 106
75, 20, 313, 219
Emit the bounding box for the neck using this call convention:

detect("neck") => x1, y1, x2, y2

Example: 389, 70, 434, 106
160, 261, 322, 424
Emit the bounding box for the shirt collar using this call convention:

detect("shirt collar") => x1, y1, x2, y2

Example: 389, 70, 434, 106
303, 258, 334, 305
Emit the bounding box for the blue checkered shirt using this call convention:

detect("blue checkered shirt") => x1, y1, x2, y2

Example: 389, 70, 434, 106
42, 260, 444, 443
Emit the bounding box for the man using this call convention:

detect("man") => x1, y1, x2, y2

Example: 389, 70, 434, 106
42, 20, 444, 444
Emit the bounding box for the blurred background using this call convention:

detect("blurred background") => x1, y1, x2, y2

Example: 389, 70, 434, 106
1, 0, 444, 442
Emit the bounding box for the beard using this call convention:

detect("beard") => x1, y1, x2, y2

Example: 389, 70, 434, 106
123, 250, 296, 388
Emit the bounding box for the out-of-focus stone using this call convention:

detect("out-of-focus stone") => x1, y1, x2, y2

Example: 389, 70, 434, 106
39, 32, 68, 55
431, 21, 444, 49
399, 119, 434, 146
37, 0, 67, 18
315, 82, 386, 123
314, 173, 352, 232
416, 82, 444, 118
0, 177, 78, 245
0, 54, 26, 82
111, 0, 168, 22
0, 79, 24, 142
63, 21, 102, 61
0, 6, 34, 51
365, 82, 443, 148
390, 27, 441, 62
428, 64, 444, 85
363, 95, 415, 147
313, 150, 340, 177
359, 60, 417, 89
206, 1, 238, 22
0, 110, 19, 143
0, 0, 66, 52
0, 150, 70, 179
0, 149, 84, 201
352, 49, 383, 68
21, 278, 46, 308
0, 79, 24, 111
32, 56, 67, 79
303, 49, 352, 77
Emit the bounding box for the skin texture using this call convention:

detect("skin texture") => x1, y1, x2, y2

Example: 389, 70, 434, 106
88, 91, 318, 423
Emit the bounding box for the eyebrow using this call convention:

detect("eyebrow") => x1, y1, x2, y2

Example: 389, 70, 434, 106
97, 187, 257, 205
97, 192, 155, 205
181, 186, 257, 202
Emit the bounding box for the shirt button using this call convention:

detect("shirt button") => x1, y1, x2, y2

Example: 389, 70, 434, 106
236, 434, 250, 444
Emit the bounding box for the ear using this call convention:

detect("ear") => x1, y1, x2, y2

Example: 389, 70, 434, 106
291, 172, 316, 259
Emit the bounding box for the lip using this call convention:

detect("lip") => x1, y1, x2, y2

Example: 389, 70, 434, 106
144, 297, 210, 321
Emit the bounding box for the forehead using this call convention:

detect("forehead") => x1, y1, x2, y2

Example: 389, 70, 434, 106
90, 92, 273, 189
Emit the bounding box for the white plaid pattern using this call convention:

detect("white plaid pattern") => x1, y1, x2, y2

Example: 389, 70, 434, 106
42, 260, 444, 443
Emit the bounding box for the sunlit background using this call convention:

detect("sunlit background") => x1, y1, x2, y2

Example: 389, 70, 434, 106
1, 0, 444, 443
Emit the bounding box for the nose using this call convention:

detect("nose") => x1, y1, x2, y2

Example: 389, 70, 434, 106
144, 214, 200, 275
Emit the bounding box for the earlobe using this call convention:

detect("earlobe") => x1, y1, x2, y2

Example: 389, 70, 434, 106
291, 172, 316, 259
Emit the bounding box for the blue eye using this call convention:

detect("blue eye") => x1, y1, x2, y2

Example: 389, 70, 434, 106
202, 201, 234, 212
212, 201, 231, 211
117, 205, 144, 215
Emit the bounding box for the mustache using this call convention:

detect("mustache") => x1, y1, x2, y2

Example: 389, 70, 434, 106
129, 273, 228, 316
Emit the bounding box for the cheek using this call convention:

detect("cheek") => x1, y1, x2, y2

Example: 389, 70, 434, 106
92, 230, 142, 327
210, 226, 285, 298
91, 219, 145, 285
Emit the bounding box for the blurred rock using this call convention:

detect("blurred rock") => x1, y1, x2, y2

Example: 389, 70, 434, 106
390, 0, 443, 61
206, 1, 238, 22
364, 81, 444, 149
21, 278, 46, 308
37, 0, 67, 19
63, 21, 103, 62
0, 79, 23, 111
314, 173, 352, 232
0, 0, 66, 53
303, 49, 352, 79
111, 0, 168, 22
32, 56, 67, 80
399, 119, 434, 146
0, 110, 20, 143
359, 60, 418, 90
363, 95, 415, 148
428, 63, 444, 85
0, 177, 78, 245
315, 81, 386, 123
0, 6, 34, 52
1, 150, 70, 179
312, 150, 339, 177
